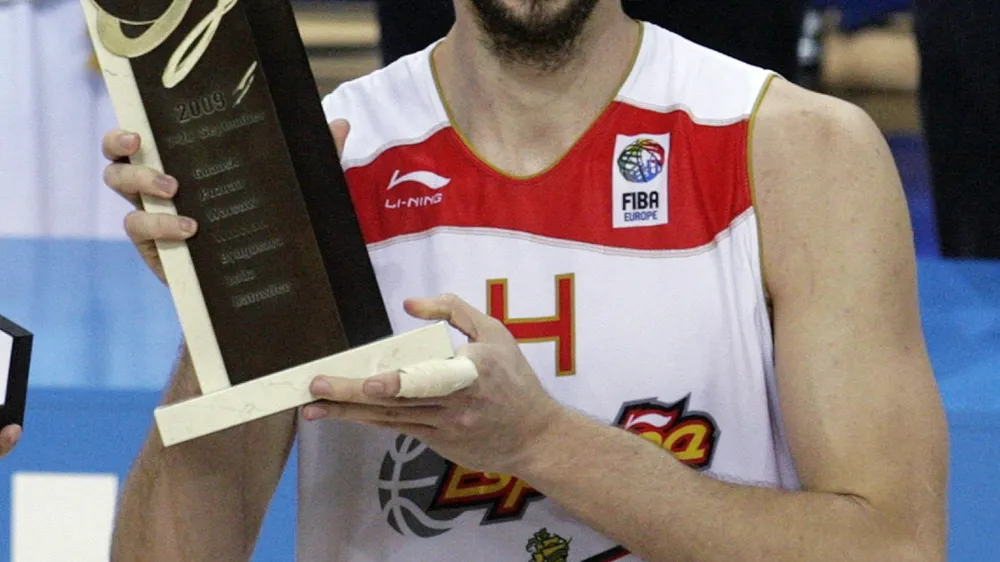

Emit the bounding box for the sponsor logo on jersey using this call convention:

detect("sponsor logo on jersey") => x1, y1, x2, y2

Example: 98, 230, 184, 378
431, 463, 542, 521
376, 396, 719, 539
614, 395, 719, 469
384, 169, 451, 210
376, 434, 544, 538
612, 134, 670, 229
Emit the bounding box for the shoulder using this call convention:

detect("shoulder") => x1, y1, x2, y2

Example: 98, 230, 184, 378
751, 78, 893, 195
749, 78, 912, 297
320, 45, 449, 167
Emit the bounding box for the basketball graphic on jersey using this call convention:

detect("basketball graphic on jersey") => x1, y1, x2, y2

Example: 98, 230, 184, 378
377, 435, 462, 538
377, 434, 545, 538
616, 139, 666, 183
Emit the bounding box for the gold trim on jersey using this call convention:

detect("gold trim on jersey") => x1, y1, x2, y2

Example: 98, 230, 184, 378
429, 20, 645, 181
746, 72, 778, 304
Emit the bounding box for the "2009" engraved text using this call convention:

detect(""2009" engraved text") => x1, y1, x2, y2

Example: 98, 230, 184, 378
175, 91, 227, 123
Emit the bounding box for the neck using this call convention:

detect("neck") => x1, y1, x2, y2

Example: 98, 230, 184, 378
433, 1, 639, 176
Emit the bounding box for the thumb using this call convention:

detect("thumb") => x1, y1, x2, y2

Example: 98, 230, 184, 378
328, 119, 351, 159
0, 425, 21, 457
404, 294, 508, 342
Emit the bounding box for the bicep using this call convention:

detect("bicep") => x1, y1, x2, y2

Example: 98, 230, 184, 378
753, 82, 947, 549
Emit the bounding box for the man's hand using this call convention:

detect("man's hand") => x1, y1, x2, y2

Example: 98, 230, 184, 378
101, 119, 352, 285
0, 425, 21, 458
305, 294, 565, 475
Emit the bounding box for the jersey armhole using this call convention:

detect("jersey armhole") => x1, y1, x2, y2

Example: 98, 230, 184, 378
746, 72, 778, 306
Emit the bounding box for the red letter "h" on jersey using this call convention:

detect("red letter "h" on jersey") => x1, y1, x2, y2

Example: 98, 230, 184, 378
486, 274, 575, 377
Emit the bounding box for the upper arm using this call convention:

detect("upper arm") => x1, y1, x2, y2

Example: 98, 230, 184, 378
751, 80, 948, 554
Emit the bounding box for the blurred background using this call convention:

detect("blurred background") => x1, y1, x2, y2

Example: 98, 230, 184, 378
0, 0, 998, 560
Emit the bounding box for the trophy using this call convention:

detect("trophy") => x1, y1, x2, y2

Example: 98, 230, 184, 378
82, 1, 465, 446
0, 314, 31, 432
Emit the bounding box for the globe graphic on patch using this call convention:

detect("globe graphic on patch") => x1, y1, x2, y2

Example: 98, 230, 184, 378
617, 139, 666, 183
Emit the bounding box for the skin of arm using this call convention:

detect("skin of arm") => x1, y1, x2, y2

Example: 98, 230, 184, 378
509, 78, 948, 562
110, 347, 296, 561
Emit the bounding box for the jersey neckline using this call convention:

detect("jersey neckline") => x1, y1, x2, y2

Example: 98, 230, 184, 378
425, 19, 648, 184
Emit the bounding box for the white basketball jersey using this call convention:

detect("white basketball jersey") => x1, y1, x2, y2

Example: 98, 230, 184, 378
297, 22, 799, 561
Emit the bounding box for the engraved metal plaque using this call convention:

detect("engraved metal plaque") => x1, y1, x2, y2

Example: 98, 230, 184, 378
82, 0, 456, 445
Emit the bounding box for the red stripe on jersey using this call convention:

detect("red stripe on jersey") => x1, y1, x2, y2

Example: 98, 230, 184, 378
344, 102, 752, 251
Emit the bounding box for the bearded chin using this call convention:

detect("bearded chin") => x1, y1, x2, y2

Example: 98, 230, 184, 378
469, 0, 600, 71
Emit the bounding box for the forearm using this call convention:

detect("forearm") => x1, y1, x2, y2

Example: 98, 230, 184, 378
111, 346, 297, 561
519, 410, 928, 562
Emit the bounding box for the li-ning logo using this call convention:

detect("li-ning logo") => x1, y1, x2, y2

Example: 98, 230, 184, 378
384, 169, 451, 210
90, 0, 240, 89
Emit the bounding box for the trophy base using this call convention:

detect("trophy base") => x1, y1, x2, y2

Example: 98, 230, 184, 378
155, 322, 454, 446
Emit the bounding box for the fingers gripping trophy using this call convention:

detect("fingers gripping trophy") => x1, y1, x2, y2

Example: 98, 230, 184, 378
81, 0, 478, 445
